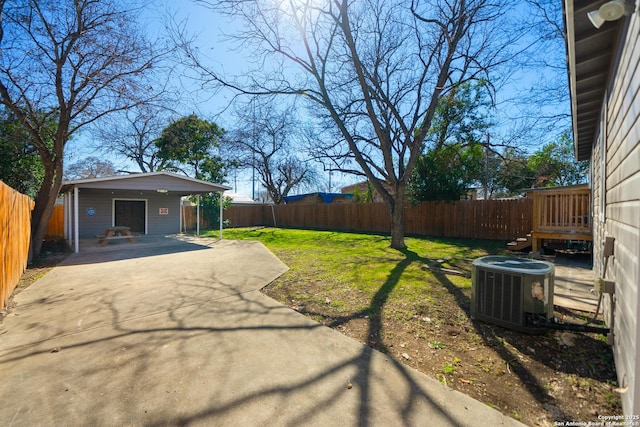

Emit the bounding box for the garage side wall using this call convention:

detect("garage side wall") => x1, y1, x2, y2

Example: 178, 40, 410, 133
77, 189, 181, 237
147, 192, 182, 235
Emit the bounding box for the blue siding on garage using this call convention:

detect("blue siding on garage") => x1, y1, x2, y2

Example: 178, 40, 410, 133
147, 192, 182, 235
77, 189, 181, 238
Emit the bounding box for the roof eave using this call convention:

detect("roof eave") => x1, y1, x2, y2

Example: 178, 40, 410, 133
59, 171, 231, 195
564, 0, 582, 160
564, 0, 627, 162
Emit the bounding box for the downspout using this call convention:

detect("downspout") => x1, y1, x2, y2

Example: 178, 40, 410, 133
219, 191, 223, 240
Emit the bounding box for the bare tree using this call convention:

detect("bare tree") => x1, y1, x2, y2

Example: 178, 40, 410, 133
226, 97, 314, 204
0, 0, 167, 256
64, 156, 118, 180
95, 105, 174, 173
185, 0, 513, 248
508, 0, 570, 132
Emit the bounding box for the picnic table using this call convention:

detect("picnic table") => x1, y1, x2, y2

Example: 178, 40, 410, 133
97, 226, 137, 244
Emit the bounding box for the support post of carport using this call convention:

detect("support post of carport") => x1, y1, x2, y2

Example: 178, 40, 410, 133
196, 194, 200, 236
74, 185, 79, 253
219, 191, 223, 240
179, 197, 183, 233
63, 192, 69, 242
67, 190, 74, 248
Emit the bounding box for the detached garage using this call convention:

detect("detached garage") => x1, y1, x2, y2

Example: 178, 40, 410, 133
59, 172, 231, 253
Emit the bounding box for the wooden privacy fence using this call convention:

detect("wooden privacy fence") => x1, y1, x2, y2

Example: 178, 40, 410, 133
46, 198, 534, 241
1, 181, 34, 309
181, 205, 215, 231
223, 198, 533, 240
45, 205, 65, 238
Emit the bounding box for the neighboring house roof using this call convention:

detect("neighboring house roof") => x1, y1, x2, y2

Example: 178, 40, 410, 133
60, 171, 231, 196
341, 181, 367, 193
223, 191, 256, 205
283, 192, 353, 204
564, 0, 626, 160
341, 180, 393, 193
341, 180, 393, 202
524, 183, 589, 194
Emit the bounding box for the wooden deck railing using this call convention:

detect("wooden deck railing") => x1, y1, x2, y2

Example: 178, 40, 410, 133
531, 185, 592, 251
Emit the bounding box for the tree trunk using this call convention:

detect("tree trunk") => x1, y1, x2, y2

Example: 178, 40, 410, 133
30, 159, 64, 258
388, 185, 407, 250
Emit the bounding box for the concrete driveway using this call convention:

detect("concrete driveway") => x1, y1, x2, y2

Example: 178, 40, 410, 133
0, 236, 522, 426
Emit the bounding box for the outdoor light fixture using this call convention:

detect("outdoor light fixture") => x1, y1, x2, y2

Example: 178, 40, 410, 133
156, 188, 168, 193
588, 0, 633, 29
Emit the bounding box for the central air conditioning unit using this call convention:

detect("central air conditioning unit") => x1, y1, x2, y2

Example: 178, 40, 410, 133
471, 256, 554, 333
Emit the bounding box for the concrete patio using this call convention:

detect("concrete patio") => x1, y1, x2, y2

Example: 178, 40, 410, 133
0, 236, 523, 426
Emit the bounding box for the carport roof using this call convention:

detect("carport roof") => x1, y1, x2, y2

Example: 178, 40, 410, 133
60, 171, 231, 196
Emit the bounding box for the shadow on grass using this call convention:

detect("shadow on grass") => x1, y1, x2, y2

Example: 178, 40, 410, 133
276, 247, 480, 425
427, 267, 570, 419
217, 229, 616, 421
0, 240, 497, 427
298, 246, 606, 422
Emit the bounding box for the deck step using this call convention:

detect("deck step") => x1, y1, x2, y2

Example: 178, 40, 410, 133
507, 234, 532, 251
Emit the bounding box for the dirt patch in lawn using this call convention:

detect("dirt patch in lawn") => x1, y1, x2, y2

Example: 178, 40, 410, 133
263, 252, 621, 427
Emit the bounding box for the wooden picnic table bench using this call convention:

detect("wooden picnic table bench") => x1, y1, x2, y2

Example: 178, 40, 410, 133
96, 226, 137, 244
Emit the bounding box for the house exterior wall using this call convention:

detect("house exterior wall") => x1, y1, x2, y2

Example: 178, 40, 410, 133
77, 189, 181, 237
592, 12, 640, 415
341, 181, 388, 202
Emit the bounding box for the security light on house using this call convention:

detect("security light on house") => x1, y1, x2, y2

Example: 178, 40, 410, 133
588, 0, 632, 29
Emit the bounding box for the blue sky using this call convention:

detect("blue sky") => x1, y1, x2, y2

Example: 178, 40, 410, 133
67, 0, 357, 196
66, 0, 571, 199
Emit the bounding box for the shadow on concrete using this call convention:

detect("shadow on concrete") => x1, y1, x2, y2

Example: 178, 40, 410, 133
0, 239, 518, 426
63, 234, 219, 265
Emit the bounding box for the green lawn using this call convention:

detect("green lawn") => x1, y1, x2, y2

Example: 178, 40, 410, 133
202, 227, 621, 424
208, 227, 507, 315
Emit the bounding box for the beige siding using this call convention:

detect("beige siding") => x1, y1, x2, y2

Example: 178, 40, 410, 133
592, 123, 605, 274
596, 11, 640, 415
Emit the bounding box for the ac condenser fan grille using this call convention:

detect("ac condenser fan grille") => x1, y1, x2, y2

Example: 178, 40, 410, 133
475, 270, 523, 324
